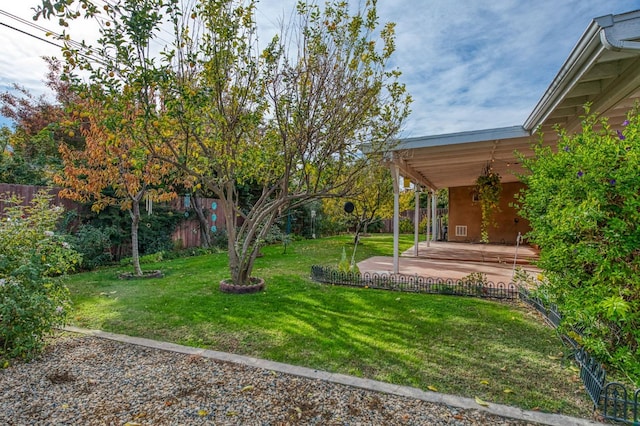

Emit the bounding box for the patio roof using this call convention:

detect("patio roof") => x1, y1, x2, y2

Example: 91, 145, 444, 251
390, 10, 640, 190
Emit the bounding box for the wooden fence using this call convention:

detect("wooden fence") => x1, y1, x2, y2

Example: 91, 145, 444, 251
170, 195, 224, 249
0, 183, 81, 214
0, 183, 222, 250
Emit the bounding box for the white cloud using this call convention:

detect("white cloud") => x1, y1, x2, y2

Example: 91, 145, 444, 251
1, 0, 639, 136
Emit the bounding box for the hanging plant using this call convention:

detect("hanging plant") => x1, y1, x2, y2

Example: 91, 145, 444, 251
475, 164, 502, 243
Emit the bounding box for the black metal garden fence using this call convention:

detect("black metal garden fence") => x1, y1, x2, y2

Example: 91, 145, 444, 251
511, 288, 638, 425
310, 265, 519, 299
310, 265, 640, 425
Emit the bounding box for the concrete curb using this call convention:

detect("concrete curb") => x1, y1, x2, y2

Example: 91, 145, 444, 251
63, 326, 604, 426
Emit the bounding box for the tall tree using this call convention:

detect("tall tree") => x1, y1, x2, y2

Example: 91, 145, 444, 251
37, 0, 411, 286
55, 104, 176, 276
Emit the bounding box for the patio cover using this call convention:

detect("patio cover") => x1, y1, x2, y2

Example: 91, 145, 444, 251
387, 10, 640, 273
390, 10, 640, 191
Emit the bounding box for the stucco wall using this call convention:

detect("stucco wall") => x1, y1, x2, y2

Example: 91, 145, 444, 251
448, 182, 530, 244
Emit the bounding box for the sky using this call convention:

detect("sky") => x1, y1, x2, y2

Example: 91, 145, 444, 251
1, 0, 639, 138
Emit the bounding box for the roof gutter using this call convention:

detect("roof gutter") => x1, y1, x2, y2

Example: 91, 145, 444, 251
523, 10, 640, 132
597, 13, 640, 52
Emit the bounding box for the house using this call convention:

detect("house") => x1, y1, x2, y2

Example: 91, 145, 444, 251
385, 10, 640, 273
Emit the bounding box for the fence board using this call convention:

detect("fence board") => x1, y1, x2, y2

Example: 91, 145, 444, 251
0, 183, 222, 249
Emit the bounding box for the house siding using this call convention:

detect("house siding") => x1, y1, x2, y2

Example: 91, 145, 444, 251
448, 182, 530, 244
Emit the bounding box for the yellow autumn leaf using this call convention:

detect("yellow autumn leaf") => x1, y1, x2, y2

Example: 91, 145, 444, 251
480, 380, 489, 385
475, 396, 490, 407
241, 385, 254, 392
197, 409, 208, 417
427, 385, 438, 392
503, 388, 514, 394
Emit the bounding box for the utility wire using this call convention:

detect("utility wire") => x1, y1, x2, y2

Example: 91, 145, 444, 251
0, 8, 109, 66
0, 5, 175, 65
0, 20, 63, 49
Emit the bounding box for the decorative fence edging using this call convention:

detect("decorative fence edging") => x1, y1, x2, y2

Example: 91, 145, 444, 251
310, 266, 640, 425
310, 266, 519, 299
519, 289, 640, 425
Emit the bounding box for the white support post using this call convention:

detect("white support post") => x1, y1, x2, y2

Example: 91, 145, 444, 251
431, 190, 438, 241
426, 193, 431, 247
392, 165, 400, 274
414, 187, 420, 257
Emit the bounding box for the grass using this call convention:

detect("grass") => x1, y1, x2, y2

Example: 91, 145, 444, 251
63, 234, 593, 417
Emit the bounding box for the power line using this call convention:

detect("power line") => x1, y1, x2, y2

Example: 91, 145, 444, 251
0, 8, 108, 66
0, 9, 86, 53
0, 20, 63, 49
1, 5, 177, 66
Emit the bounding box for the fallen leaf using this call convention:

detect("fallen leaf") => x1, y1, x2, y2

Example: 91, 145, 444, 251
503, 388, 514, 394
475, 396, 490, 407
124, 423, 141, 426
547, 355, 562, 360
197, 409, 208, 417
568, 365, 580, 373
226, 411, 238, 417
480, 380, 489, 385
427, 385, 438, 392
241, 385, 254, 392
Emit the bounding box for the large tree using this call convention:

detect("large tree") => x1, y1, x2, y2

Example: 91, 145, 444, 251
54, 105, 176, 276
37, 0, 411, 285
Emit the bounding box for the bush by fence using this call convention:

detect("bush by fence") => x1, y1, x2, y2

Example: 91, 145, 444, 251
519, 288, 639, 425
0, 183, 221, 251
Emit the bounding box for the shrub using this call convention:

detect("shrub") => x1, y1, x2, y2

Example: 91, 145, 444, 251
399, 217, 413, 234
337, 246, 360, 274
69, 224, 114, 270
517, 107, 640, 383
0, 191, 81, 363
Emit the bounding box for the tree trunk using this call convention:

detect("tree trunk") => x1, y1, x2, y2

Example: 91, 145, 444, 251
130, 197, 143, 277
192, 194, 212, 248
223, 185, 243, 285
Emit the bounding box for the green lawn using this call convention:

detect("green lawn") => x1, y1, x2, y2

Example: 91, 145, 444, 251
63, 234, 592, 417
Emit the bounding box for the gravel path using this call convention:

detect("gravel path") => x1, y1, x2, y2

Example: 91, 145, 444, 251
0, 334, 576, 425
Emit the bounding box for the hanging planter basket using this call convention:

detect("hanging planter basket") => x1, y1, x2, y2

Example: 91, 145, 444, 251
475, 163, 502, 243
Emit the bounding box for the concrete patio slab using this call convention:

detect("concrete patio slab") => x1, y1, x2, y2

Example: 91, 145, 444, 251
358, 241, 540, 284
